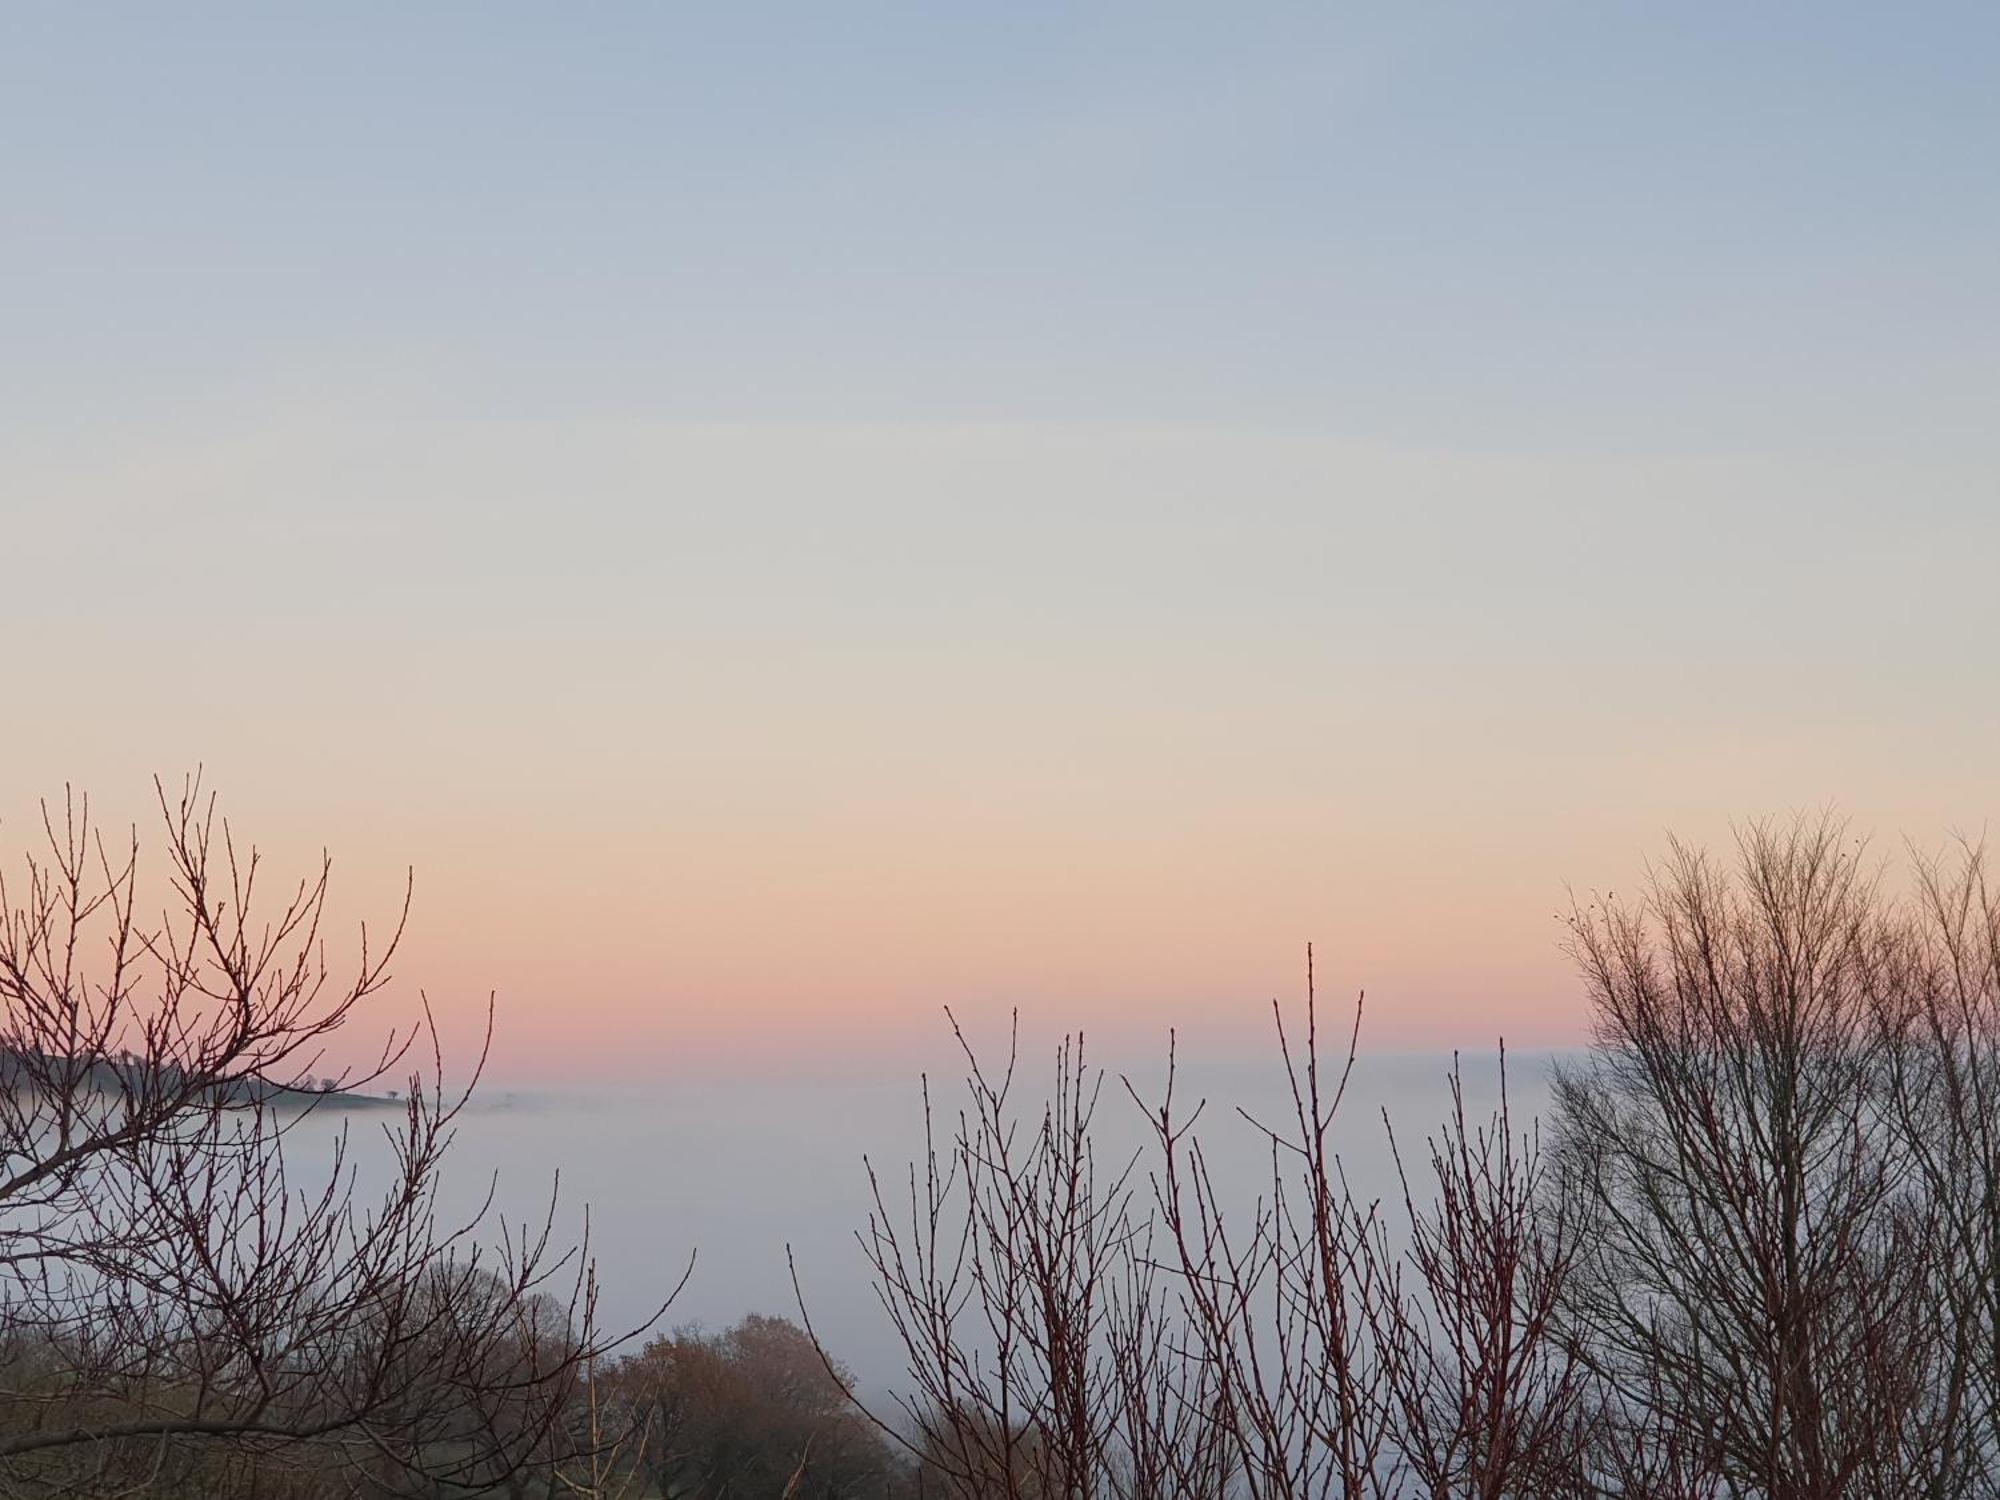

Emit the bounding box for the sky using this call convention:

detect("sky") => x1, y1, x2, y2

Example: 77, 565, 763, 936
4, 4, 1996, 1081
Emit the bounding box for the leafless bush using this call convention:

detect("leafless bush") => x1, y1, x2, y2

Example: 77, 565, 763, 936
0, 777, 656, 1497
795, 1016, 1150, 1499
1377, 1049, 1586, 1500
1134, 972, 1397, 1499
808, 962, 1578, 1500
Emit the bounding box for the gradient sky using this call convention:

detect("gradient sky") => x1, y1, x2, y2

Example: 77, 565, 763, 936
5, 5, 1996, 1080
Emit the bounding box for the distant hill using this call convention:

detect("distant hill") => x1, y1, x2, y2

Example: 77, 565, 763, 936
0, 1049, 398, 1110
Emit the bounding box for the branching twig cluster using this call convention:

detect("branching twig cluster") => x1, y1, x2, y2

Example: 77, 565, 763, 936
0, 777, 658, 1497
801, 970, 1576, 1500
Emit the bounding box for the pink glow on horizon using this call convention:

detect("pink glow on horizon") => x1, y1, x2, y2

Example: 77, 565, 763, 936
6, 422, 1992, 1084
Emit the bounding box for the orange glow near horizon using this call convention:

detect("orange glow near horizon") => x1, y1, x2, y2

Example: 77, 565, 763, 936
10, 9, 2000, 1091
7, 420, 1994, 1084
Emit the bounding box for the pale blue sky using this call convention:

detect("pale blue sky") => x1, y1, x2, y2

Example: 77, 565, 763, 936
7, 4, 1996, 449
3, 5, 1996, 1071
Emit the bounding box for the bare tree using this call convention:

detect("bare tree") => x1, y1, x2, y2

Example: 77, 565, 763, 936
0, 777, 653, 1497
1548, 814, 1948, 1500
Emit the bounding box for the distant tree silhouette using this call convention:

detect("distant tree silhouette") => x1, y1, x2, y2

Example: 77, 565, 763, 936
608, 1313, 905, 1499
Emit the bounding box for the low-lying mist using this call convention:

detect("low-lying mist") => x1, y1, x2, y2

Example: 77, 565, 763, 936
284, 1037, 1562, 1397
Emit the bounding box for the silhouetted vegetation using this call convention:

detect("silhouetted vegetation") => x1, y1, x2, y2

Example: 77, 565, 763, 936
0, 780, 661, 1498
796, 814, 2000, 1500
591, 1314, 905, 1499
8, 787, 1999, 1499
